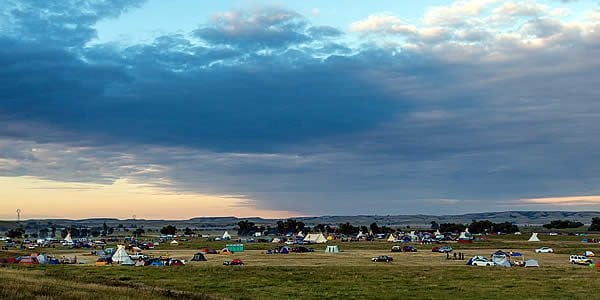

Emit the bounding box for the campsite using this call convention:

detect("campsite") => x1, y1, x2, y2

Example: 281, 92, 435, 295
4, 229, 600, 299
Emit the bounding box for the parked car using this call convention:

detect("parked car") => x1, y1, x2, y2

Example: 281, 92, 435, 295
403, 246, 417, 252
471, 258, 496, 266
371, 255, 394, 262
569, 255, 592, 265
535, 247, 554, 253
432, 246, 453, 253
391, 245, 402, 252
223, 258, 244, 266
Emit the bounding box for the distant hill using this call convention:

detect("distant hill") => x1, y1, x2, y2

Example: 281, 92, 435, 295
6, 211, 600, 231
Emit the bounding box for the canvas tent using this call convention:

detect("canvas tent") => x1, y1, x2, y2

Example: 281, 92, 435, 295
192, 253, 207, 261
170, 240, 179, 245
297, 231, 304, 238
524, 259, 539, 267
325, 245, 340, 253
356, 231, 365, 239
528, 233, 540, 242
64, 233, 73, 244
222, 231, 231, 240
303, 233, 328, 244
220, 248, 233, 255
387, 234, 397, 242
492, 256, 511, 267
112, 245, 135, 266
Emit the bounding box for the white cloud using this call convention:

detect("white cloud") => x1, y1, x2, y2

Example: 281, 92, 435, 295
349, 14, 417, 35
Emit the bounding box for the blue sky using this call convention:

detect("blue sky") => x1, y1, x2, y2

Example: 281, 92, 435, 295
1, 0, 600, 219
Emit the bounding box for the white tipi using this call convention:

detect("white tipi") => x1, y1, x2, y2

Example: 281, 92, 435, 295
63, 232, 73, 245
112, 245, 135, 265
297, 231, 304, 238
387, 233, 396, 242
222, 231, 231, 240
528, 232, 540, 242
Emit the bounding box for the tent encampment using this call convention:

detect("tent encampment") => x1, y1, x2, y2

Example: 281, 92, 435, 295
524, 259, 540, 267
222, 231, 231, 240
387, 234, 397, 242
112, 245, 135, 266
325, 245, 340, 253
303, 233, 328, 244
528, 233, 540, 242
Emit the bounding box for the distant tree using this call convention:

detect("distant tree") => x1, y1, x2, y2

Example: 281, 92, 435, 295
468, 220, 494, 234
184, 227, 194, 236
369, 222, 380, 234
338, 222, 358, 235
314, 224, 326, 233
91, 230, 101, 237
160, 225, 177, 235
430, 221, 439, 230
102, 223, 109, 237
133, 228, 145, 237
39, 228, 49, 239
275, 219, 305, 234
237, 220, 257, 236
492, 222, 519, 234
589, 218, 600, 231
51, 225, 57, 238
7, 227, 25, 239
439, 223, 466, 233
543, 220, 584, 229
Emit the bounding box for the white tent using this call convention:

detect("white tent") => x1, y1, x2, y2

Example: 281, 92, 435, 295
222, 231, 231, 240
434, 230, 441, 236
356, 231, 365, 239
303, 233, 327, 244
325, 245, 340, 253
528, 232, 540, 242
64, 233, 73, 244
524, 259, 539, 267
272, 237, 281, 243
112, 245, 135, 266
492, 256, 511, 267
170, 240, 179, 245
297, 231, 304, 238
387, 234, 397, 242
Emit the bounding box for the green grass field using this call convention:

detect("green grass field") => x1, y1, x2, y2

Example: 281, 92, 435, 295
3, 235, 600, 299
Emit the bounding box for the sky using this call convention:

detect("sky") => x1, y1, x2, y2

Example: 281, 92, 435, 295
1, 0, 600, 220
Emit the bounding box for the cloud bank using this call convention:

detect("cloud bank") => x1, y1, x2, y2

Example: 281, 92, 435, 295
1, 0, 600, 216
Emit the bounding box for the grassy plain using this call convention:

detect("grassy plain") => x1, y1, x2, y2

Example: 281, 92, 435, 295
3, 234, 600, 299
